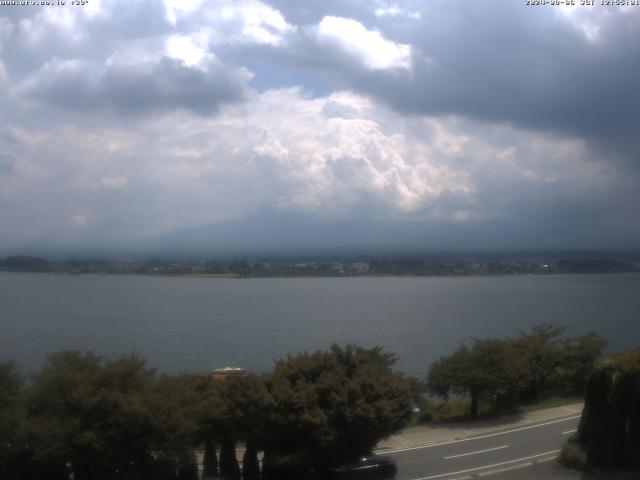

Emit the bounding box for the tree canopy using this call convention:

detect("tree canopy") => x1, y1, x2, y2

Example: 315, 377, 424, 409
427, 325, 606, 415
262, 345, 412, 469
0, 345, 413, 480
0, 362, 26, 480
0, 333, 608, 479
9, 351, 203, 480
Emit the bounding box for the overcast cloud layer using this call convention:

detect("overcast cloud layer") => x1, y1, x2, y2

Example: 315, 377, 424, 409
1, 0, 639, 253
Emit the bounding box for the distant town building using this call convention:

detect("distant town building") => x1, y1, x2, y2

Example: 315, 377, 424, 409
350, 262, 370, 274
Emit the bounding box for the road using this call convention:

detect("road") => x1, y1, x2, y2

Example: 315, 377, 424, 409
387, 414, 580, 480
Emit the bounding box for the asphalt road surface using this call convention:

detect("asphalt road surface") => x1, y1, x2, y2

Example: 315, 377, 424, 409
387, 414, 581, 480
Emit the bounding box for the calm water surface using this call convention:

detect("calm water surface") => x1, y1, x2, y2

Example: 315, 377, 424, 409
1, 273, 639, 376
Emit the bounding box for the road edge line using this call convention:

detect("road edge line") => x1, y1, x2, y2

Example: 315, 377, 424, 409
378, 415, 580, 454
410, 450, 561, 480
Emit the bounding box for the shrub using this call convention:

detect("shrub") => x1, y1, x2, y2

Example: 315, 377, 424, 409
559, 443, 587, 471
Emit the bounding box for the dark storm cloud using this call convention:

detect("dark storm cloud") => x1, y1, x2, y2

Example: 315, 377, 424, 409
376, 3, 640, 154
16, 56, 249, 116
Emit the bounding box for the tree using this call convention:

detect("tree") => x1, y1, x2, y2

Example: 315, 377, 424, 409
176, 451, 199, 480
427, 325, 608, 417
181, 372, 225, 468
201, 438, 219, 479
578, 347, 640, 469
241, 442, 260, 480
146, 374, 203, 477
262, 345, 412, 472
514, 324, 566, 402
25, 351, 106, 479
218, 374, 270, 479
558, 332, 607, 396
0, 362, 27, 480
219, 436, 241, 479
427, 340, 522, 415
1, 256, 50, 272
24, 351, 203, 480
427, 344, 469, 400
182, 372, 270, 479
467, 339, 523, 413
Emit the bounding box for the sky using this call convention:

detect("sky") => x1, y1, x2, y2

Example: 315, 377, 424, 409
1, 0, 639, 254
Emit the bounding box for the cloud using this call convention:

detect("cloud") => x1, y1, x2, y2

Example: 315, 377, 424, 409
315, 3, 640, 171
0, 17, 13, 82
71, 214, 89, 228
100, 176, 128, 189
374, 3, 421, 19
163, 0, 207, 26
1, 0, 639, 251
263, 0, 380, 26
315, 16, 411, 70
165, 31, 211, 66
240, 1, 639, 179
2, 86, 638, 249
215, 0, 296, 46
164, 0, 295, 46
0, 153, 14, 175
14, 55, 250, 116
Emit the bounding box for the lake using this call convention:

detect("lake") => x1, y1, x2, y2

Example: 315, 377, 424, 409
1, 272, 639, 377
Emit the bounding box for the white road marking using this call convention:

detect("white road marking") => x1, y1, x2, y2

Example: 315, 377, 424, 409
411, 449, 561, 480
562, 429, 577, 435
444, 445, 509, 460
382, 415, 580, 454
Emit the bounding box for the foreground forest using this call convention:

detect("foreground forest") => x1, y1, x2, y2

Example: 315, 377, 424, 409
0, 346, 412, 480
0, 325, 622, 480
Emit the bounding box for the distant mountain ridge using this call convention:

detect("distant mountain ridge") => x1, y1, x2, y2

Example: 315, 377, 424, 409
2, 210, 640, 260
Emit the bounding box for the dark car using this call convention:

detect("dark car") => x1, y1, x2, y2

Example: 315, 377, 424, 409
325, 455, 397, 479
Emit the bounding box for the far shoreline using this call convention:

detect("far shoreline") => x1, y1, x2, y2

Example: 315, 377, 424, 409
3, 270, 640, 279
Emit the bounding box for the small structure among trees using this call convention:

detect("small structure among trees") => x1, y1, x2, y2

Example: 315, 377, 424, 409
211, 367, 248, 381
